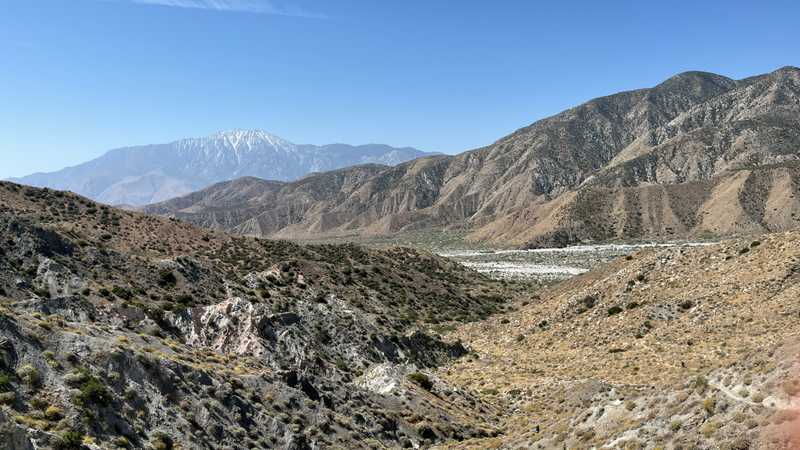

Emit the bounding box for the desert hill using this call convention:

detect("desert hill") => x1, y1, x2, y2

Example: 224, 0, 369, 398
0, 181, 511, 449
438, 231, 800, 448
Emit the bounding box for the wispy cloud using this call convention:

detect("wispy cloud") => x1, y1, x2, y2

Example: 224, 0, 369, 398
108, 0, 325, 18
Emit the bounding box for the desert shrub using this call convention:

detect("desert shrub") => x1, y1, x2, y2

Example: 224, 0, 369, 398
16, 364, 40, 387
0, 391, 14, 405
0, 372, 11, 391
703, 397, 716, 415
175, 294, 193, 306
694, 375, 709, 393
45, 405, 65, 420
64, 369, 89, 387
407, 372, 433, 391
74, 375, 111, 407
158, 270, 177, 287
111, 286, 133, 300
607, 306, 623, 316
150, 432, 173, 450
30, 396, 48, 410
54, 430, 84, 450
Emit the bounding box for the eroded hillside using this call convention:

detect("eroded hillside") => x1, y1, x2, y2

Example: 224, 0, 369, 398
147, 67, 800, 248
438, 231, 800, 449
0, 181, 515, 449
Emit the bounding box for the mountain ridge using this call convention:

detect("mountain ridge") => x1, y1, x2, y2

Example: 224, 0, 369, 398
148, 66, 800, 247
8, 129, 435, 206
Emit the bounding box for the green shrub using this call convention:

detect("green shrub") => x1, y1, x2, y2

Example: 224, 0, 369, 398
16, 364, 40, 387
113, 436, 131, 448
158, 270, 177, 287
54, 430, 84, 450
407, 372, 433, 391
694, 375, 709, 393
0, 391, 14, 405
111, 286, 133, 300
45, 405, 64, 420
75, 376, 111, 407
0, 372, 11, 391
703, 397, 717, 415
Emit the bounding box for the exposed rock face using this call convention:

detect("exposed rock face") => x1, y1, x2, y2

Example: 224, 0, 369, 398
0, 410, 36, 450
148, 67, 800, 247
35, 258, 85, 298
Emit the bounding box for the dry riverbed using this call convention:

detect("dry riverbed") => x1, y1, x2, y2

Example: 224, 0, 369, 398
437, 242, 715, 281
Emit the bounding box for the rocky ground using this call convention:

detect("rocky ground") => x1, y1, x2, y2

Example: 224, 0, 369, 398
436, 231, 800, 449
0, 181, 518, 449
4, 180, 800, 450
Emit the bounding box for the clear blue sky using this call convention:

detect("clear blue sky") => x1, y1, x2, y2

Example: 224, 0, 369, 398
1, 0, 798, 179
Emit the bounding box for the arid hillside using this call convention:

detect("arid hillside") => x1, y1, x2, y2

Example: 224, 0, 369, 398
0, 181, 515, 449
147, 67, 800, 248
438, 231, 800, 449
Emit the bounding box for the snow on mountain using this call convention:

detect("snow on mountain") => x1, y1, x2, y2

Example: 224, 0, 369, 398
8, 130, 435, 206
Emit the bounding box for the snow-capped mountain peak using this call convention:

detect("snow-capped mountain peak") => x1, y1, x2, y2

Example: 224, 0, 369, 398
9, 130, 433, 206
175, 129, 297, 156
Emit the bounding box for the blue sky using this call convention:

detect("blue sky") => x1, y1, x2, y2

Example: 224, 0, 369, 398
1, 0, 798, 179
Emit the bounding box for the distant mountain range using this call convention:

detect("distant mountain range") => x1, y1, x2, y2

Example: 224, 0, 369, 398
147, 66, 800, 247
8, 129, 434, 206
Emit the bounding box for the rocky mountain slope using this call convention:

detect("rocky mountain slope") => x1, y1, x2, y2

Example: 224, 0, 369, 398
4, 185, 800, 449
148, 67, 800, 247
9, 130, 433, 206
437, 231, 800, 449
0, 181, 513, 449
